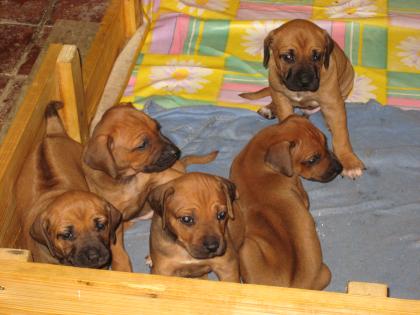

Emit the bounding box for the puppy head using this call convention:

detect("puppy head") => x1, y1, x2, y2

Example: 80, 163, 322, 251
265, 115, 342, 182
30, 191, 122, 268
263, 19, 335, 92
84, 103, 180, 179
148, 173, 237, 259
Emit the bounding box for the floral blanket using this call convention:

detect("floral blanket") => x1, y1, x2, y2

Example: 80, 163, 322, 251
121, 0, 420, 110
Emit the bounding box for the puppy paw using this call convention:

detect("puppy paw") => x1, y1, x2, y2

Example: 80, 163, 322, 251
257, 106, 276, 120
145, 255, 153, 268
339, 153, 366, 179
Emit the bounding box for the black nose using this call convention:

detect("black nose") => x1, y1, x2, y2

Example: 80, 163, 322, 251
85, 248, 100, 263
203, 237, 220, 253
333, 158, 343, 174
299, 72, 314, 86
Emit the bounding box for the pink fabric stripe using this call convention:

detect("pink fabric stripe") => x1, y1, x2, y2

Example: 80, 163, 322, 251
240, 2, 312, 13
150, 14, 178, 54
219, 89, 271, 105
387, 97, 420, 108
331, 21, 346, 50
222, 82, 267, 92
170, 15, 190, 54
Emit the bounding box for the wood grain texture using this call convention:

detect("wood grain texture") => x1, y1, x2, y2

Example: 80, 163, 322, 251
0, 44, 62, 247
0, 248, 32, 262
348, 281, 389, 297
123, 0, 142, 38
0, 260, 419, 315
57, 45, 88, 144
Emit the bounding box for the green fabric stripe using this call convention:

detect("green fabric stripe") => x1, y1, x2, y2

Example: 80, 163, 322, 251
198, 20, 230, 56
345, 23, 359, 65
135, 53, 144, 66
388, 90, 420, 98
134, 96, 212, 109
224, 75, 268, 84
225, 57, 268, 76
362, 25, 387, 69
388, 72, 420, 89
183, 18, 200, 54
389, 0, 420, 10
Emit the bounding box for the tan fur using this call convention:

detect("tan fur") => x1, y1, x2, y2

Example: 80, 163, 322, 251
15, 101, 123, 269
241, 19, 364, 178
148, 173, 240, 282
229, 115, 342, 289
83, 103, 217, 271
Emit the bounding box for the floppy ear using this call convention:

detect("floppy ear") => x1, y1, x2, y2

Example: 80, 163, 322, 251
265, 141, 294, 177
30, 211, 55, 256
147, 183, 175, 230
323, 31, 335, 69
106, 203, 122, 244
263, 30, 274, 69
218, 177, 237, 220
83, 135, 118, 179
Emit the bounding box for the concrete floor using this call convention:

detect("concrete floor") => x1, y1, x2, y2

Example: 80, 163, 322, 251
0, 0, 110, 140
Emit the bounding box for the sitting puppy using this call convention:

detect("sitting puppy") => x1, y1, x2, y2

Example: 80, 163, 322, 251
15, 101, 122, 268
147, 172, 240, 282
83, 103, 217, 271
240, 19, 364, 179
229, 115, 342, 289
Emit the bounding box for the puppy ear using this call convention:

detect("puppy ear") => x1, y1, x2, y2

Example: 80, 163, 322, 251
30, 212, 55, 256
218, 177, 237, 220
263, 30, 274, 69
265, 141, 294, 177
148, 184, 175, 230
106, 203, 122, 244
84, 135, 118, 179
323, 31, 335, 69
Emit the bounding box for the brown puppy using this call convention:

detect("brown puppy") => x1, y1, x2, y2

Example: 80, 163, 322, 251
15, 102, 122, 268
83, 103, 217, 271
147, 172, 240, 282
240, 19, 364, 179
229, 115, 342, 289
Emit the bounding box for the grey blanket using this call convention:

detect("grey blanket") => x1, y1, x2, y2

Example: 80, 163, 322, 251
125, 100, 420, 299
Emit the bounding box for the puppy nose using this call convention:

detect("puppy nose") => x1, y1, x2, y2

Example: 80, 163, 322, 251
85, 248, 100, 262
203, 237, 220, 253
333, 158, 343, 174
299, 72, 313, 86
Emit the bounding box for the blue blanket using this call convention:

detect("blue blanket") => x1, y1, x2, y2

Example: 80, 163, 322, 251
125, 100, 420, 299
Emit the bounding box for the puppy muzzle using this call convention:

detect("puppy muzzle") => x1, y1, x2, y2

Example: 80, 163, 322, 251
283, 68, 320, 92
188, 236, 226, 259
143, 144, 180, 173
72, 243, 111, 268
320, 158, 343, 182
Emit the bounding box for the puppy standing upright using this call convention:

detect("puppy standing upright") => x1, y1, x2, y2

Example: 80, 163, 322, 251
229, 115, 342, 289
240, 19, 364, 178
16, 102, 122, 268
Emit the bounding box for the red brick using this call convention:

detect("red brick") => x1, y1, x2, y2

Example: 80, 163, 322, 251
0, 0, 50, 25
49, 0, 109, 24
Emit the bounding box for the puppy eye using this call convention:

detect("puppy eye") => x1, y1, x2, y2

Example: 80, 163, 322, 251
312, 51, 321, 62
179, 216, 194, 226
281, 53, 295, 63
59, 231, 73, 240
217, 211, 227, 221
137, 139, 149, 151
96, 221, 106, 231
304, 154, 321, 166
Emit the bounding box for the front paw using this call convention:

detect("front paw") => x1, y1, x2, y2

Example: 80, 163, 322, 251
338, 153, 366, 179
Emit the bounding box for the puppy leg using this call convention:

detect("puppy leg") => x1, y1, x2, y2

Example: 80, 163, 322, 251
321, 100, 365, 179
271, 92, 294, 121
111, 224, 133, 272
313, 263, 332, 290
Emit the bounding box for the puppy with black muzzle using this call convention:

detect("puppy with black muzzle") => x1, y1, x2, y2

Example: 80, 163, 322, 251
83, 103, 218, 271
229, 115, 341, 289
240, 19, 364, 179
16, 102, 122, 269
147, 172, 240, 282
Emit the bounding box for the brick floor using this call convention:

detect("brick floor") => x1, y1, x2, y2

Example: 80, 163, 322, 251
0, 0, 110, 139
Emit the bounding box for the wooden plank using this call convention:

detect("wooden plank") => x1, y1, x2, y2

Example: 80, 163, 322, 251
348, 281, 389, 297
0, 248, 32, 262
83, 0, 127, 125
0, 261, 419, 315
0, 44, 63, 247
123, 0, 142, 38
56, 45, 88, 144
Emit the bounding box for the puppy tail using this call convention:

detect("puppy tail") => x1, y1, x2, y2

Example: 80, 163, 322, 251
45, 101, 66, 136
180, 150, 219, 167
239, 87, 271, 100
